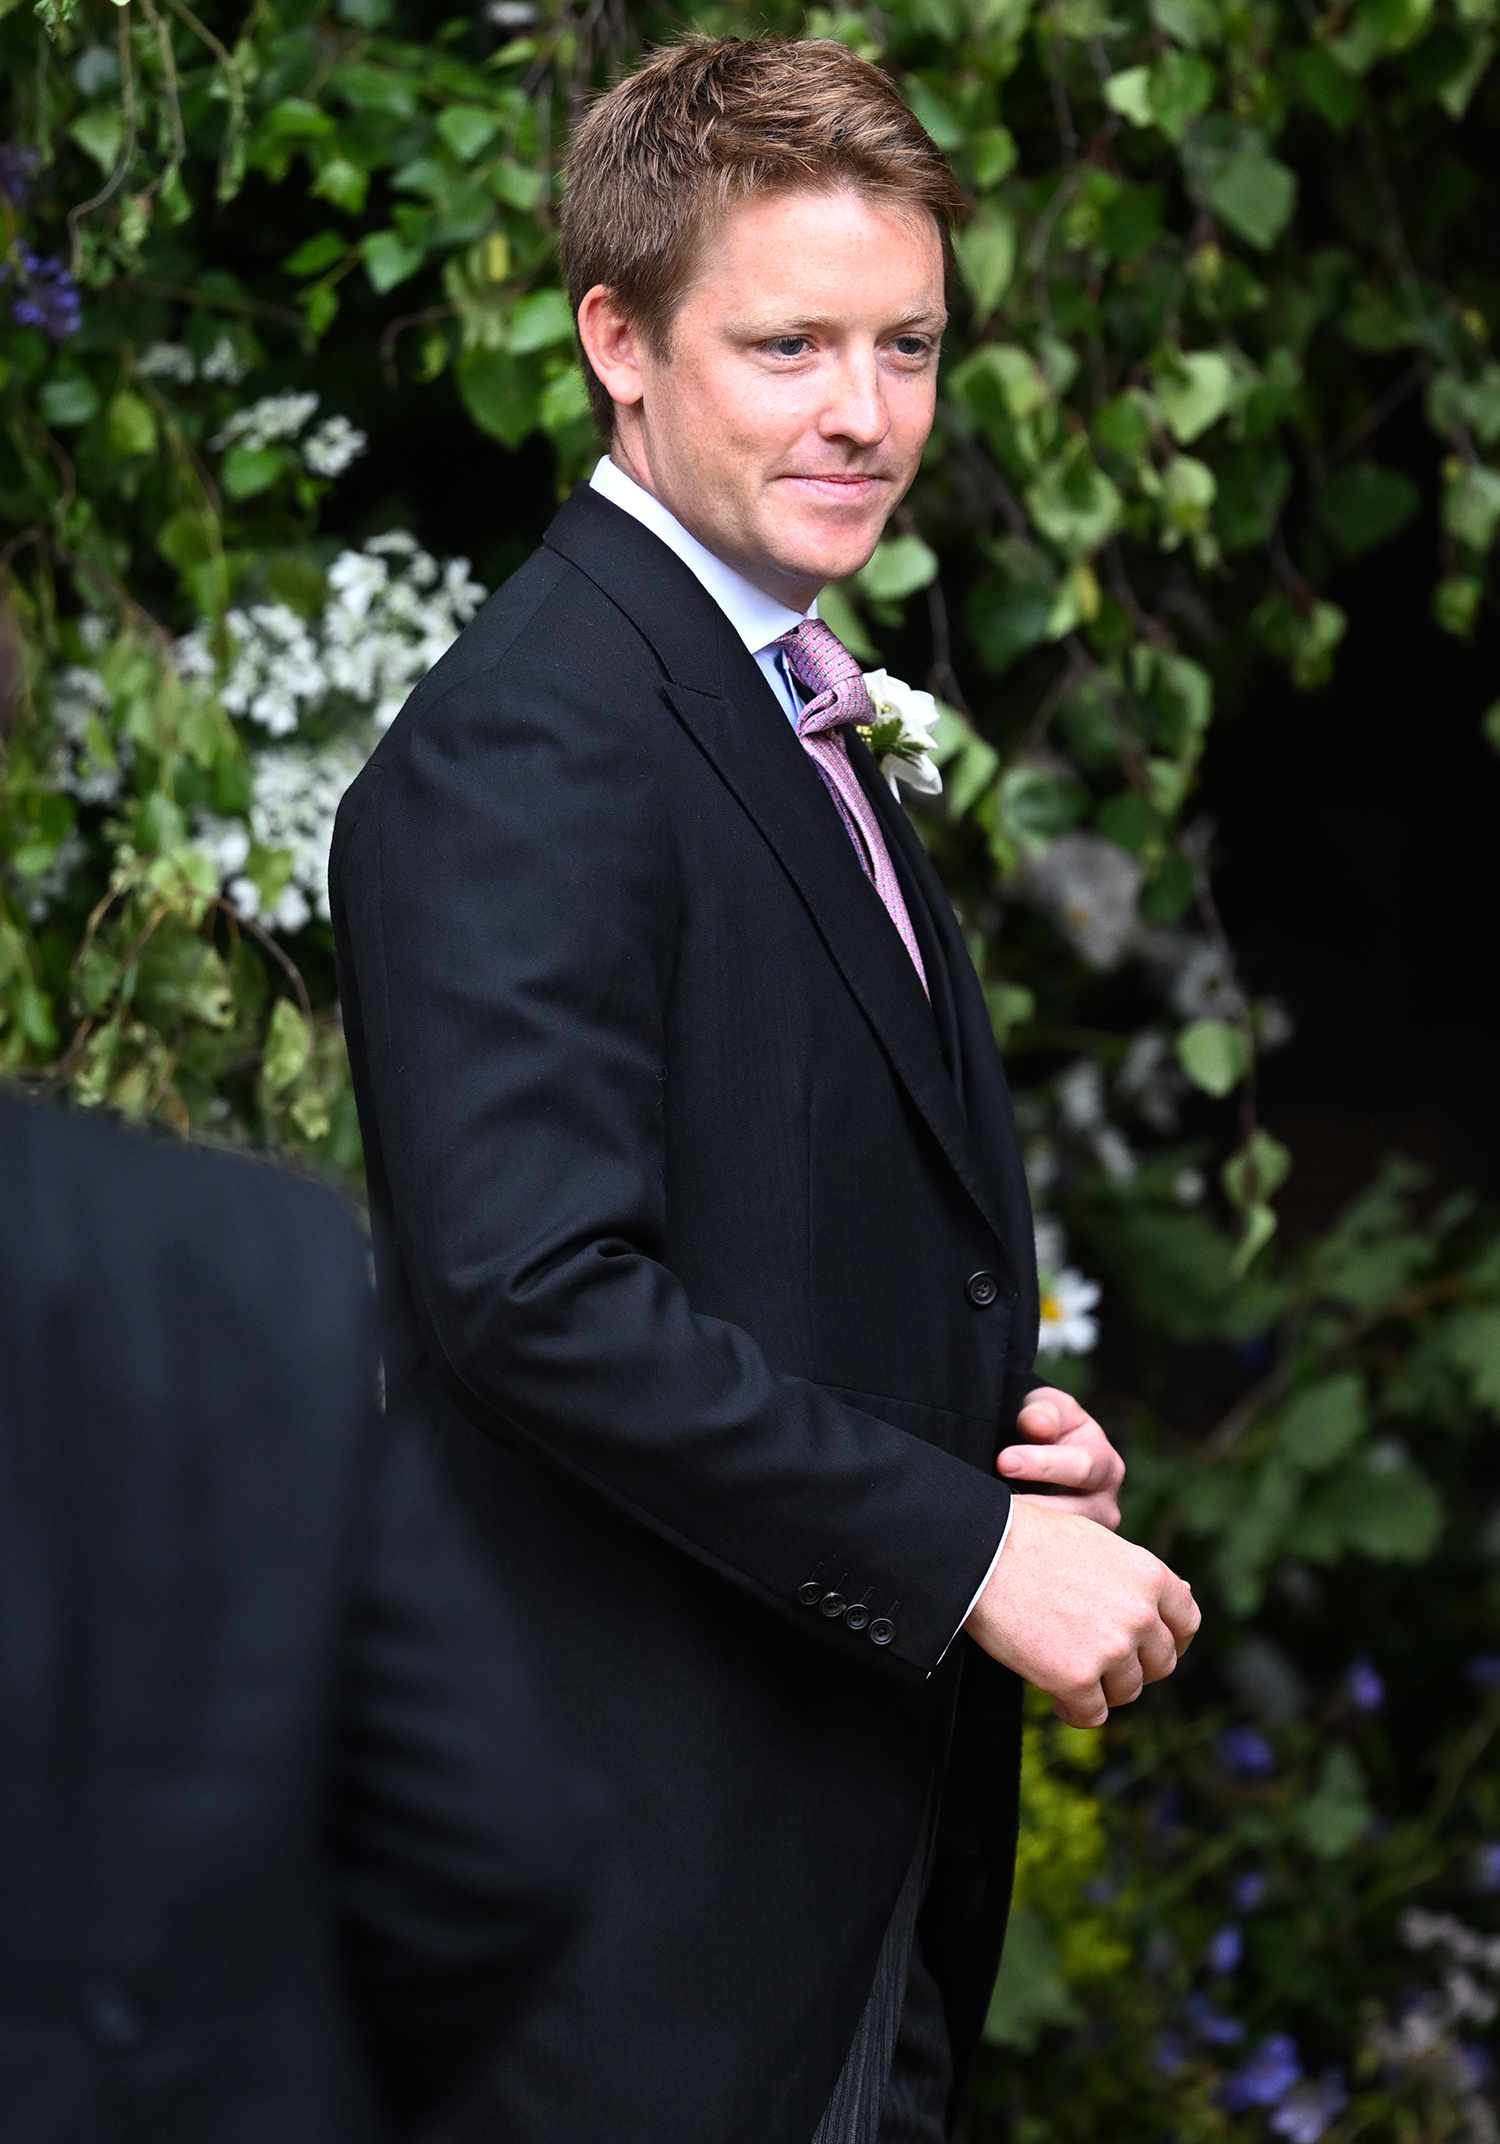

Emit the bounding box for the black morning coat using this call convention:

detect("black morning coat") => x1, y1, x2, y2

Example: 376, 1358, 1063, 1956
329, 482, 1043, 2144
0, 1089, 597, 2143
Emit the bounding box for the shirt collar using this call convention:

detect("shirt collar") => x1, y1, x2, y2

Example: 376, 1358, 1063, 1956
589, 455, 817, 661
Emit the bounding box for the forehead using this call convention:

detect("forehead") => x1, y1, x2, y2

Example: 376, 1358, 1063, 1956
681, 185, 945, 320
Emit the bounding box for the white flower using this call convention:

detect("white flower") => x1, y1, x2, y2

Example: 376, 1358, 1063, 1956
137, 341, 196, 384
1033, 1215, 1066, 1273
1056, 1057, 1105, 1131
1016, 833, 1143, 971
213, 392, 320, 454
1116, 1029, 1186, 1132
226, 874, 261, 920
1173, 1166, 1206, 1205
200, 335, 250, 385
1038, 1267, 1101, 1356
303, 415, 368, 478
327, 550, 388, 621
1092, 1125, 1137, 1183
861, 667, 943, 798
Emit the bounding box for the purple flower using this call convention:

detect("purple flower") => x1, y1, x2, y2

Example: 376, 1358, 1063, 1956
6, 249, 81, 340
1232, 1870, 1268, 1913
1473, 1842, 1500, 1894
1221, 2034, 1302, 2112
1183, 1991, 1245, 2046
1271, 2069, 1348, 2144
1206, 1923, 1243, 1974
1219, 1726, 1276, 1777
1347, 1657, 1384, 1712
0, 144, 38, 206
1458, 2041, 1494, 2092
1467, 1655, 1500, 1691
1154, 2030, 1189, 2075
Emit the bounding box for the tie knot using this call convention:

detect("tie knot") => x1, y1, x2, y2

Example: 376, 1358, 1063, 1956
774, 619, 870, 730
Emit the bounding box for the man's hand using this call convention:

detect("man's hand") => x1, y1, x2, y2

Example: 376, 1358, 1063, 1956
965, 1497, 1200, 1729
996, 1385, 1124, 1530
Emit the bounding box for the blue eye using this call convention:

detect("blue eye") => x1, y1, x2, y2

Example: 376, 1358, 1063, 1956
769, 336, 811, 358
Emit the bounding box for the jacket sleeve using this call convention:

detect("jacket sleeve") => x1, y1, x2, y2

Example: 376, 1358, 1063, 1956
329, 643, 1011, 1681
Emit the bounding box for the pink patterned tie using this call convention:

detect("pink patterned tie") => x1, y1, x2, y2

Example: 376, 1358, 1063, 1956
774, 619, 929, 1001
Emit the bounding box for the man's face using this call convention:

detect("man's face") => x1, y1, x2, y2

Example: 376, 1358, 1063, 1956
609, 186, 946, 612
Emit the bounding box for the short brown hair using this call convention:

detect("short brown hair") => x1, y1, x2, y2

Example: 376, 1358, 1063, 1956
560, 34, 968, 440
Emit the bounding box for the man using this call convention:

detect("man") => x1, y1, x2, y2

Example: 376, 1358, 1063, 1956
330, 33, 1199, 2144
0, 1085, 595, 2141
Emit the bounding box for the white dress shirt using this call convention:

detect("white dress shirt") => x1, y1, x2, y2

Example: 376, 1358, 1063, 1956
587, 455, 1011, 1654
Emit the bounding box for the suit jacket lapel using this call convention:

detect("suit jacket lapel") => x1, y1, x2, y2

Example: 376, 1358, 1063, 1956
543, 486, 1018, 1268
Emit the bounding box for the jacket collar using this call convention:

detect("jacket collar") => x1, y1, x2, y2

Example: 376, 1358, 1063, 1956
543, 485, 1017, 1266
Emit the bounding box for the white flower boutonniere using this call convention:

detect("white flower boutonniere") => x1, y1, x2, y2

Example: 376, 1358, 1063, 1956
859, 669, 943, 801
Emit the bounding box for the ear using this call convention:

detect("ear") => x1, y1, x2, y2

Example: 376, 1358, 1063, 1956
576, 284, 646, 415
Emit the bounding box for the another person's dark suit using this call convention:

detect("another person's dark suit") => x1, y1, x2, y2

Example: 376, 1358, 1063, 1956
329, 485, 1041, 2144
0, 1089, 592, 2142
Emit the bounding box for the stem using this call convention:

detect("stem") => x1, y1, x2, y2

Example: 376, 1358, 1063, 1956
66, 4, 137, 272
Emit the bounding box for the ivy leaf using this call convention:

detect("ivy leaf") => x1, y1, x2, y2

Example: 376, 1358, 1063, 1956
508, 287, 575, 355
437, 105, 501, 161
1293, 1746, 1373, 1860
1026, 448, 1123, 557
1177, 1017, 1250, 1097
1223, 1127, 1292, 1207
1442, 463, 1500, 552
955, 206, 1017, 319
1444, 1306, 1500, 1415
456, 349, 537, 447
855, 534, 938, 604
1103, 66, 1154, 126
1205, 136, 1298, 251
1338, 1445, 1445, 1560
1275, 1373, 1368, 1472
106, 389, 156, 459
69, 107, 123, 173
222, 445, 285, 499
1316, 462, 1421, 557
971, 125, 1018, 187
1150, 50, 1216, 141
1155, 350, 1235, 444
311, 156, 368, 215
261, 997, 313, 1098
538, 367, 590, 435
360, 230, 425, 295
282, 230, 347, 278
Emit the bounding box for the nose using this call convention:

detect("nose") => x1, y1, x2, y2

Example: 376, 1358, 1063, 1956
818, 346, 890, 451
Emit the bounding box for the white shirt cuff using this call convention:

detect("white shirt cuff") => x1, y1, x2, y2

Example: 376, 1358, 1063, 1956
934, 1498, 1015, 1669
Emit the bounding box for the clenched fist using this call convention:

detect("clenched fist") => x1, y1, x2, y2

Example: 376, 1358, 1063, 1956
965, 1496, 1200, 1729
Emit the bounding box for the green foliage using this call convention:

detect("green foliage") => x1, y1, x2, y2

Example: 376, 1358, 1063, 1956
2, 9, 1498, 2138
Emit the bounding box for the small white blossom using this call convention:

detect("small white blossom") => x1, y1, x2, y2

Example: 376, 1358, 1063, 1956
1034, 1215, 1066, 1274
1092, 1125, 1137, 1183
200, 334, 250, 385
1056, 1057, 1106, 1131
136, 341, 196, 384
303, 415, 368, 478
226, 874, 261, 920
1016, 833, 1143, 971
1116, 1029, 1187, 1132
213, 391, 320, 454
46, 665, 130, 804
1174, 1166, 1206, 1205
1038, 1268, 1101, 1356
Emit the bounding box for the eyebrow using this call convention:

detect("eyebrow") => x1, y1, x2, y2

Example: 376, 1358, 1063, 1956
728, 308, 948, 338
